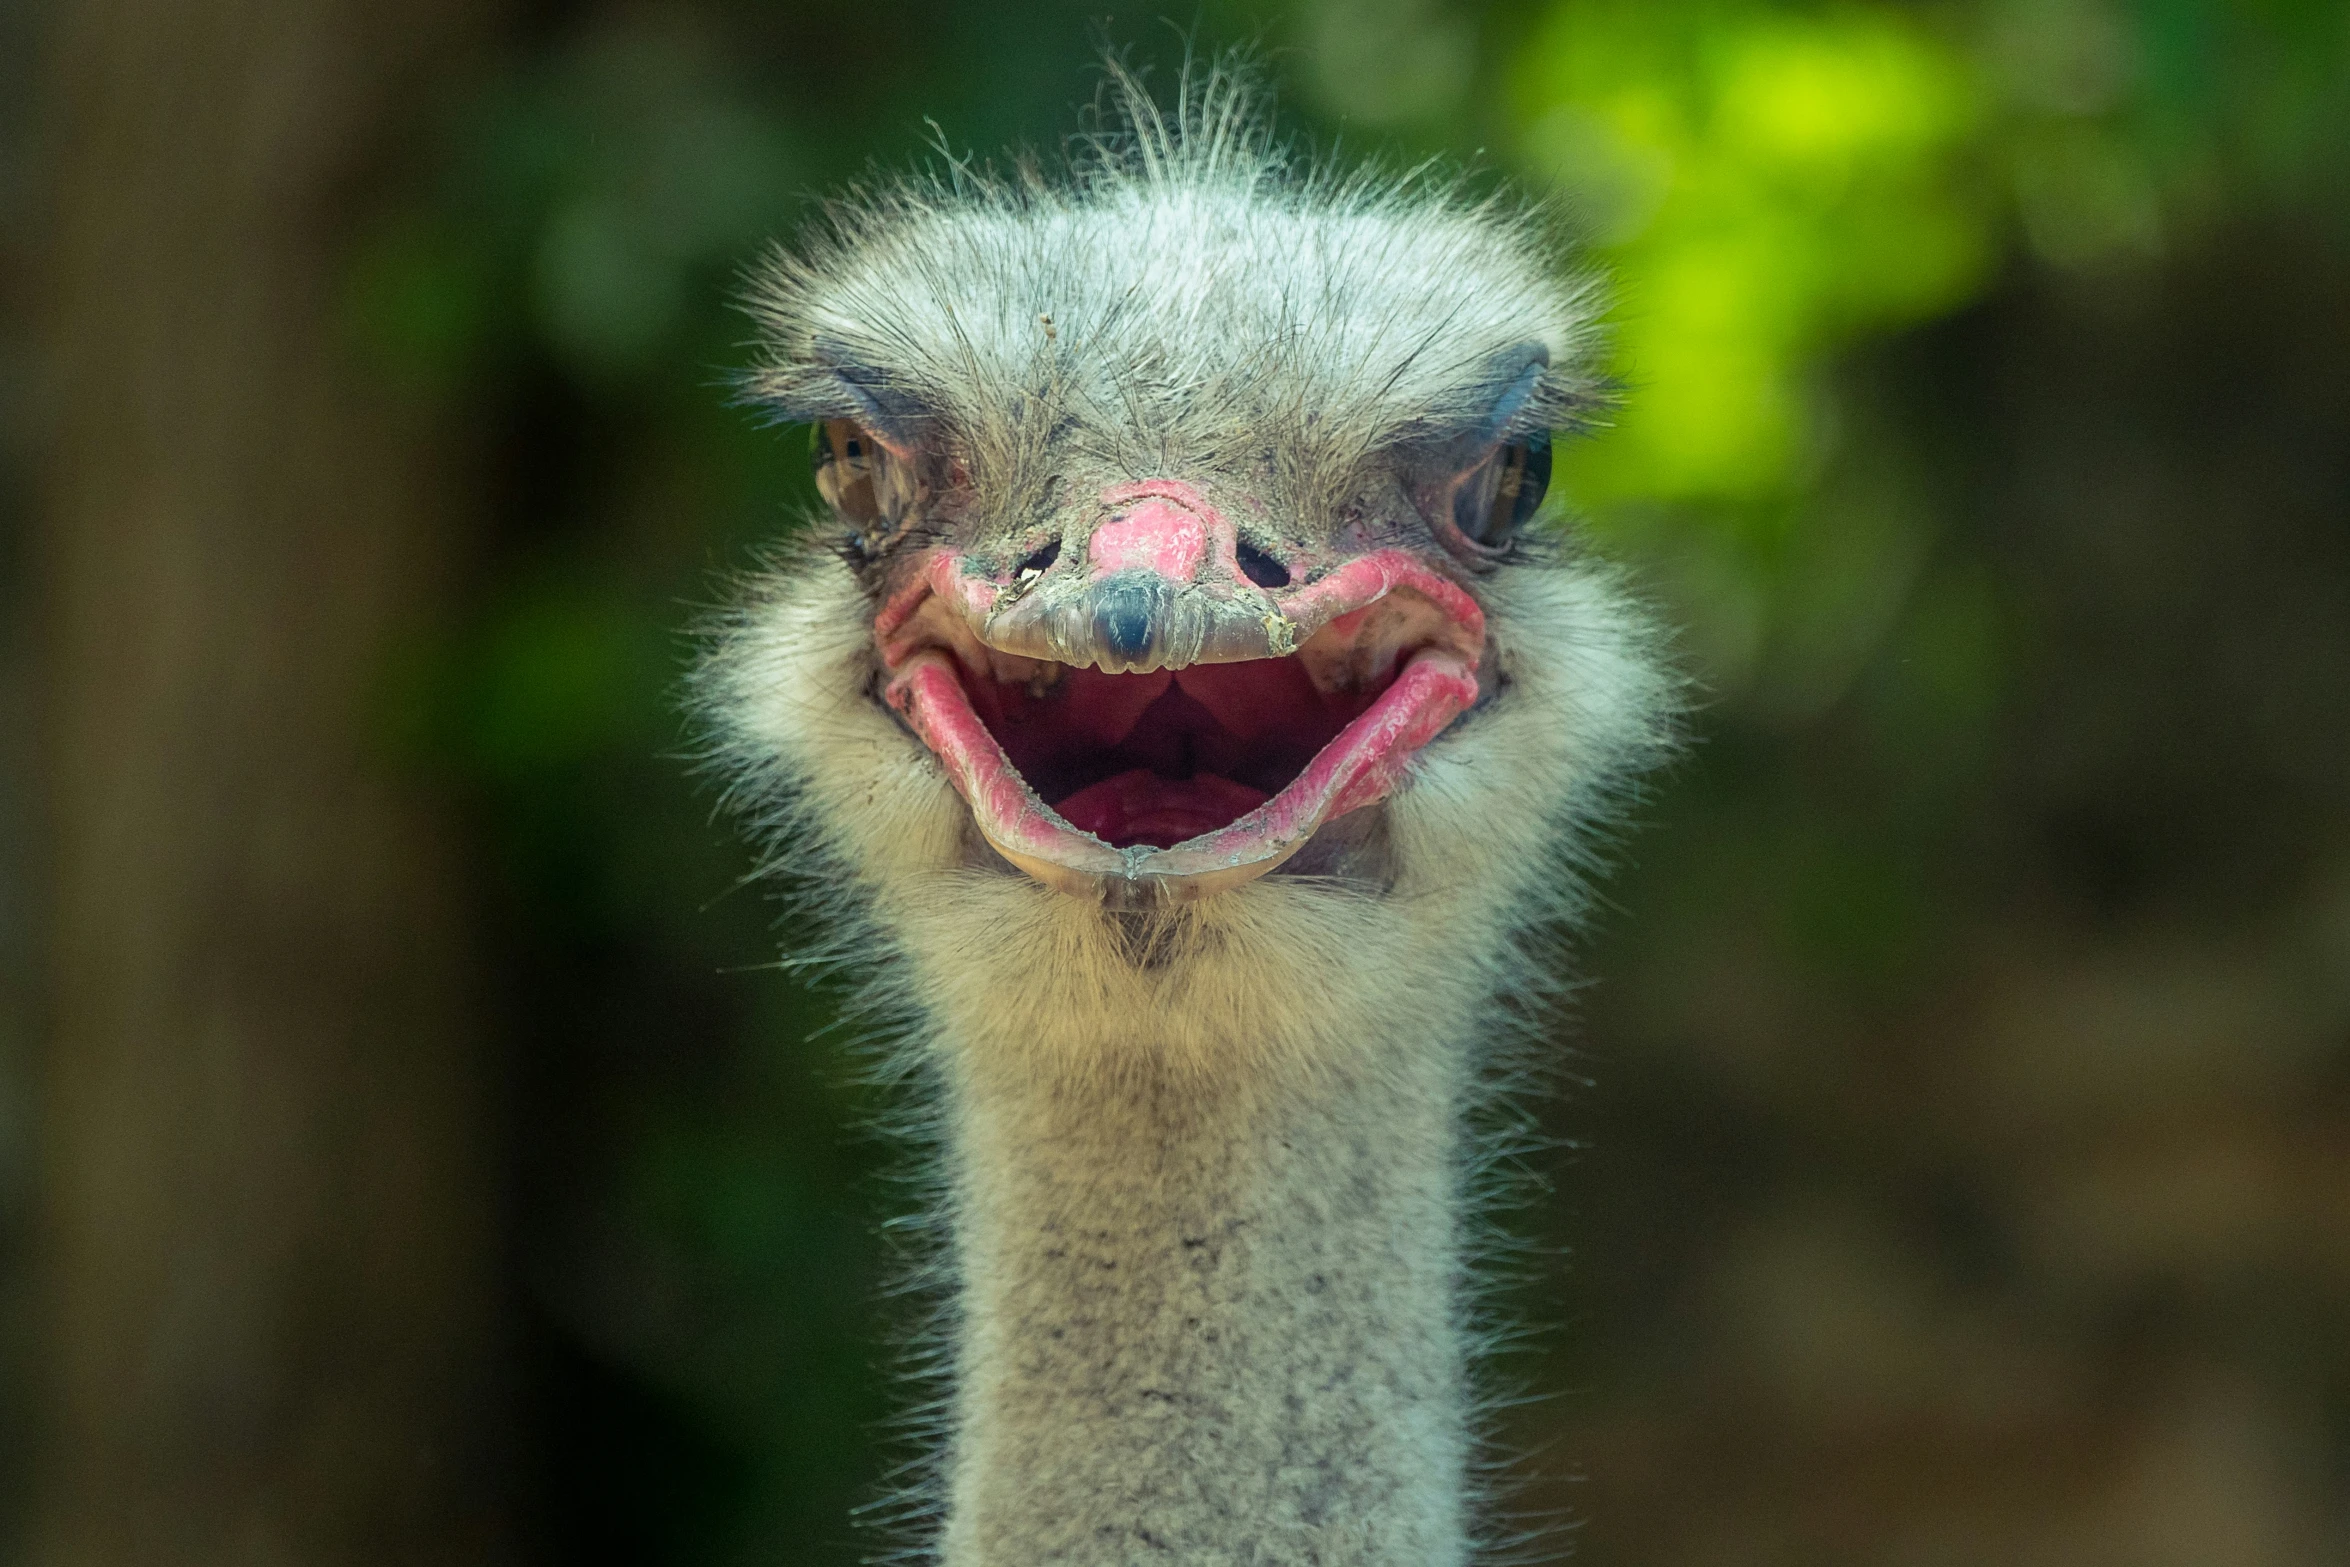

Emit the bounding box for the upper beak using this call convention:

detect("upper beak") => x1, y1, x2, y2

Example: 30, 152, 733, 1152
983, 482, 1285, 672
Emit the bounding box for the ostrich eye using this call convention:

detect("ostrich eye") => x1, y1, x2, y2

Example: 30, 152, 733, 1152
1453, 435, 1552, 546
811, 418, 882, 527
812, 416, 926, 548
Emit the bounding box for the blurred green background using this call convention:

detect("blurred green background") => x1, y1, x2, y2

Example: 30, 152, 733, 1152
5, 0, 2348, 1563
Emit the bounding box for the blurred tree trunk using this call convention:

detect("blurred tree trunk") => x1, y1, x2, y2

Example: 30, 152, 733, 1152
33, 0, 508, 1562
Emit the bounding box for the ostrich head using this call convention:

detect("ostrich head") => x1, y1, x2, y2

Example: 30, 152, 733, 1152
714, 73, 1667, 933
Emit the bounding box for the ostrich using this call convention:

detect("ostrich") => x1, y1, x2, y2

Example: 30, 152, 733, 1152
699, 68, 1674, 1566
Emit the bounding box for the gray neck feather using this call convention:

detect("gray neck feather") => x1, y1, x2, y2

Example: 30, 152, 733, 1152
937, 1016, 1473, 1566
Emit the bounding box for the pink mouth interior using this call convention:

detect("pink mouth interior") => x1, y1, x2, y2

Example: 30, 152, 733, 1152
960, 659, 1386, 849
877, 552, 1489, 895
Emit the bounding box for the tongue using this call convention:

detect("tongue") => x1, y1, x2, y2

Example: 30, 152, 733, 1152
1052, 768, 1270, 849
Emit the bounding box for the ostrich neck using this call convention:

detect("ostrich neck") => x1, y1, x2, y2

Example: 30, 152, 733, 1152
933, 986, 1473, 1566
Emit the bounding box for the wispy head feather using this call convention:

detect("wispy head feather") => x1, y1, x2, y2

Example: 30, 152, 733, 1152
740, 59, 1606, 518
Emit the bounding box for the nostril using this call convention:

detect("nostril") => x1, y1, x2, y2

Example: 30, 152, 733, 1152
1235, 540, 1291, 589
1019, 539, 1062, 575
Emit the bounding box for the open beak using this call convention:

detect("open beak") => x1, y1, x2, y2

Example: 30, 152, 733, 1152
874, 482, 1485, 906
